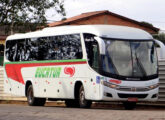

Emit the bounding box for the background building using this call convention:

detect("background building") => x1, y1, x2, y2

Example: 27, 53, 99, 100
48, 10, 159, 34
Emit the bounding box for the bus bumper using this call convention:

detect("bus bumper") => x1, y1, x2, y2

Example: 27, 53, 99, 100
101, 86, 159, 102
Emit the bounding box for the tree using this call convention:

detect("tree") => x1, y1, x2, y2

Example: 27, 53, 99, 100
141, 21, 154, 28
153, 33, 165, 44
0, 0, 65, 34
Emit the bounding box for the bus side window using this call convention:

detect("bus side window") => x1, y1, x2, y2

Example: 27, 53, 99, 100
6, 39, 26, 61
84, 33, 99, 72
5, 34, 83, 62
66, 34, 82, 59
5, 40, 14, 61
17, 39, 26, 61
92, 44, 99, 69
51, 34, 82, 60
29, 38, 39, 61
24, 39, 33, 61
38, 37, 50, 60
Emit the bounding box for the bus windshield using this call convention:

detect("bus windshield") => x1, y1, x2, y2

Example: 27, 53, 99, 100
102, 39, 158, 79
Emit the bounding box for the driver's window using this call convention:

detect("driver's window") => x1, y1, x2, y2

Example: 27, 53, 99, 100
83, 33, 99, 72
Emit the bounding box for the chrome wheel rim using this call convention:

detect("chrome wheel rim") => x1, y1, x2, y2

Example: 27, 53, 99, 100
28, 88, 33, 103
80, 90, 85, 105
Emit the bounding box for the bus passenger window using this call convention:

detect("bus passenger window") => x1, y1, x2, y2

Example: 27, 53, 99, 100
29, 38, 39, 61
6, 39, 26, 61
5, 34, 83, 62
84, 33, 99, 72
6, 40, 15, 61
50, 34, 82, 60
38, 37, 50, 60
92, 44, 99, 69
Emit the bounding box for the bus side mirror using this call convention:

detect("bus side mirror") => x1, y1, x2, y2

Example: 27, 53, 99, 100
94, 37, 105, 54
154, 39, 165, 60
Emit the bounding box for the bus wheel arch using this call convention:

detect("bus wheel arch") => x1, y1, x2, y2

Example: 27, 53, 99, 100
65, 81, 82, 108
74, 81, 83, 99
74, 81, 92, 108
25, 81, 46, 106
25, 81, 32, 97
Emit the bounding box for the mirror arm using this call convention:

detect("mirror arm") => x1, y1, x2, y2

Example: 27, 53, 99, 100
94, 37, 105, 54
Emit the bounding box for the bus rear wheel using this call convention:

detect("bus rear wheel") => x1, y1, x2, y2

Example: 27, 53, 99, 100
78, 85, 92, 108
27, 85, 46, 106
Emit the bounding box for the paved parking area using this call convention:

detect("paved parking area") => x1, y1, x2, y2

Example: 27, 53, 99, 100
0, 104, 165, 120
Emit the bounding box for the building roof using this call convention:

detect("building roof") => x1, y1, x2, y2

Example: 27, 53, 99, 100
48, 10, 159, 33
0, 35, 7, 40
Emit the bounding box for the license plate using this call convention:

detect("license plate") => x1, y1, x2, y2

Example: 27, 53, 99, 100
128, 98, 138, 102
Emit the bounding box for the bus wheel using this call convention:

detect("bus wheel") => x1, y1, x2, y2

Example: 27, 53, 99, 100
79, 85, 92, 108
27, 85, 46, 106
123, 102, 136, 110
65, 99, 79, 108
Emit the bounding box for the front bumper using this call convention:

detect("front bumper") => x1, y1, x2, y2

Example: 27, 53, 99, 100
101, 86, 159, 102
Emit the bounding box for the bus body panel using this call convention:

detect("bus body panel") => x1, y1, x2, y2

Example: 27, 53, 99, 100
4, 70, 25, 96
99, 77, 159, 101
4, 61, 102, 100
4, 60, 159, 102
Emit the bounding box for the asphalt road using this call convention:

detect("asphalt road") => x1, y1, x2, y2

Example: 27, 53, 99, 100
0, 104, 165, 120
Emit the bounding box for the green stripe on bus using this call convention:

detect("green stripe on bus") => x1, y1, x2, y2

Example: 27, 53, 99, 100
4, 59, 87, 65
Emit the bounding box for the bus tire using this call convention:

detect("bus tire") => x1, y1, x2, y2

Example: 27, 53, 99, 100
27, 85, 46, 106
79, 85, 92, 108
65, 99, 79, 108
123, 102, 136, 110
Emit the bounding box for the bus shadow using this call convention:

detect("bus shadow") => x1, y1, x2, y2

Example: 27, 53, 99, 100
45, 102, 165, 111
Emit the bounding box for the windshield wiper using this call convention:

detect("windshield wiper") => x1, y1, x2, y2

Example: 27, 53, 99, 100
106, 54, 119, 75
150, 43, 155, 63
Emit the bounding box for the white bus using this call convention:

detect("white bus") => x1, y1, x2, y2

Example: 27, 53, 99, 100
4, 25, 161, 109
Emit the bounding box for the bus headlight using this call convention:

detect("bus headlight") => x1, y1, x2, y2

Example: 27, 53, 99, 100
148, 84, 159, 90
110, 84, 117, 88
101, 81, 119, 89
101, 81, 159, 91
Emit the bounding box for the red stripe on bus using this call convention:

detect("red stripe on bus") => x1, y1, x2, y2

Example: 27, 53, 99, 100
5, 61, 87, 85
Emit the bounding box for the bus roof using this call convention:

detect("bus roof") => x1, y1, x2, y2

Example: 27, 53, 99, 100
6, 25, 153, 40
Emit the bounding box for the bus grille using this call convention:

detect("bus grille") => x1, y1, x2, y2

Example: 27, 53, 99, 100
118, 93, 148, 98
116, 87, 150, 92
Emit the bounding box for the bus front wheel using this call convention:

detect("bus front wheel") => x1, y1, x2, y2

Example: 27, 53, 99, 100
27, 85, 46, 106
79, 85, 92, 108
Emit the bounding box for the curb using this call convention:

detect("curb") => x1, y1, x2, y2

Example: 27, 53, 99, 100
1, 100, 165, 109
0, 100, 65, 106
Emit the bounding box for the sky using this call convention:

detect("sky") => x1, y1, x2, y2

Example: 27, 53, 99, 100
46, 0, 165, 31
